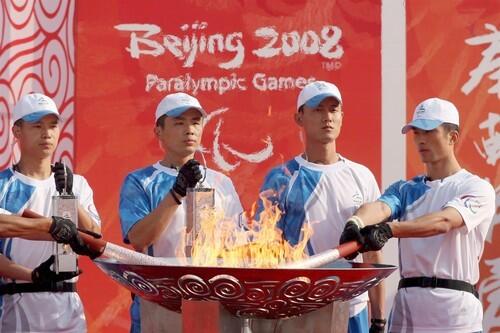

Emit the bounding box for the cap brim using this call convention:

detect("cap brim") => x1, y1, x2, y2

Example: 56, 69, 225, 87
22, 110, 60, 123
165, 106, 207, 118
304, 93, 341, 109
401, 119, 443, 134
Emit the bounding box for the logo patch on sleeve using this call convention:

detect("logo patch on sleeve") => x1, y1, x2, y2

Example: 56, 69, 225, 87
463, 197, 481, 214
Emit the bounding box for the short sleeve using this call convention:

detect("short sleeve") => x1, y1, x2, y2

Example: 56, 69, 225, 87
363, 169, 381, 202
0, 208, 12, 215
75, 176, 101, 226
444, 177, 495, 233
119, 174, 152, 243
219, 176, 244, 220
255, 166, 291, 220
378, 180, 405, 220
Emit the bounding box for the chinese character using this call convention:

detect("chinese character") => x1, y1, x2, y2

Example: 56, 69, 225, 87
474, 112, 500, 166
484, 185, 499, 244
462, 24, 500, 98
478, 258, 500, 332
477, 183, 498, 332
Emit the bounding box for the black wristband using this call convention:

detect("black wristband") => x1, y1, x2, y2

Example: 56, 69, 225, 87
170, 189, 182, 205
371, 318, 387, 326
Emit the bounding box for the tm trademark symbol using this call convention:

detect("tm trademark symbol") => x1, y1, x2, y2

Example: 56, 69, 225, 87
321, 61, 342, 71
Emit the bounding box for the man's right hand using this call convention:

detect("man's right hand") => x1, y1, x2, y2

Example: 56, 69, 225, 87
339, 218, 364, 260
360, 223, 393, 252
49, 216, 78, 243
31, 255, 80, 284
172, 159, 203, 197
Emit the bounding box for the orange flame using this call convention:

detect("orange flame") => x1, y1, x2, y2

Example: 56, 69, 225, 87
187, 199, 312, 268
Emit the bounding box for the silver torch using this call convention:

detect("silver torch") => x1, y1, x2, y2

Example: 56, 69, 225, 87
52, 164, 78, 274
185, 154, 214, 257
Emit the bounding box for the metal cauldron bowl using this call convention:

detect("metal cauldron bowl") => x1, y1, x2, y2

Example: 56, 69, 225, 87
95, 258, 396, 319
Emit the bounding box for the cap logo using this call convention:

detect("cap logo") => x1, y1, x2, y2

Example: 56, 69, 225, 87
35, 95, 51, 106
416, 104, 426, 116
313, 82, 329, 91
179, 96, 192, 103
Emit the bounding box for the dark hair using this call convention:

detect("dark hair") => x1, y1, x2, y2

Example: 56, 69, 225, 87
13, 119, 23, 127
441, 123, 459, 133
298, 105, 304, 113
155, 114, 166, 128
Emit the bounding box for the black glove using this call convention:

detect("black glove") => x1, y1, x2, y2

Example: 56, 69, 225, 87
31, 255, 80, 284
172, 159, 203, 197
369, 318, 387, 333
49, 216, 78, 243
360, 223, 393, 252
50, 217, 101, 259
68, 234, 102, 260
52, 162, 73, 195
339, 220, 364, 260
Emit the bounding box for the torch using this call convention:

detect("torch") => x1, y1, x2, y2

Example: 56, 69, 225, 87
23, 209, 361, 269
22, 210, 186, 266
185, 154, 214, 257
51, 164, 79, 274
280, 241, 361, 268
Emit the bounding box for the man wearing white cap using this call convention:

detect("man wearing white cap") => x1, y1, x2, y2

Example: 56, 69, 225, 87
119, 92, 243, 333
257, 81, 386, 333
0, 93, 102, 332
340, 97, 495, 333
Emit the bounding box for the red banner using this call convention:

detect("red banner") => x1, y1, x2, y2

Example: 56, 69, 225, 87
74, 1, 382, 331
407, 2, 499, 332
3, 0, 499, 332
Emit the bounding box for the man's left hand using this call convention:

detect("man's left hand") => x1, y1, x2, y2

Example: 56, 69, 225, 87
172, 159, 203, 197
360, 223, 393, 252
68, 234, 102, 259
52, 162, 73, 195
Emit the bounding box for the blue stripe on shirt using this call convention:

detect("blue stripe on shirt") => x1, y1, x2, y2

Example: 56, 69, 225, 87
281, 165, 322, 248
378, 176, 430, 220
0, 170, 35, 214
257, 159, 322, 250
119, 166, 175, 243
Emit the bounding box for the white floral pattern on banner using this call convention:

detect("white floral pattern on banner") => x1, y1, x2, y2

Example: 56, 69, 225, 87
0, 0, 74, 169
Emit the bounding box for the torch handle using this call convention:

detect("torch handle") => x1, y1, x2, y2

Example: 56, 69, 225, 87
280, 241, 361, 269
337, 240, 362, 259
22, 209, 107, 256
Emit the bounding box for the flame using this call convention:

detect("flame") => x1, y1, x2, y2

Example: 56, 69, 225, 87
187, 199, 312, 268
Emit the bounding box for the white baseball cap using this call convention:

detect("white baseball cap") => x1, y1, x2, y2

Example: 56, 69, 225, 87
155, 92, 207, 123
402, 97, 460, 134
297, 81, 342, 111
13, 93, 60, 124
